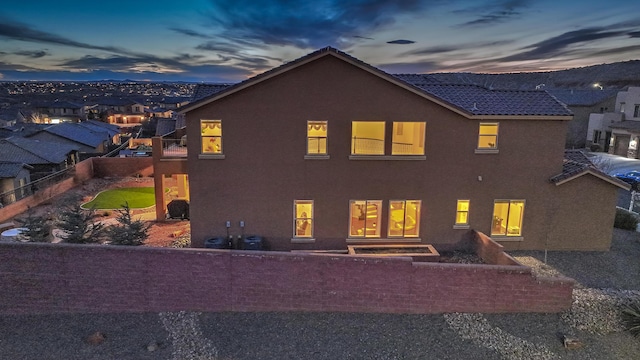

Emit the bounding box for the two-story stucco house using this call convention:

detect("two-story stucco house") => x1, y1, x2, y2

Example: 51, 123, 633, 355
154, 47, 627, 252
589, 87, 640, 158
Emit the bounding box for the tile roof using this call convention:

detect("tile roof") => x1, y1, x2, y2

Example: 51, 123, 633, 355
77, 121, 120, 138
155, 118, 177, 136
191, 84, 233, 102
609, 121, 640, 131
183, 47, 573, 118
34, 101, 82, 109
0, 162, 31, 179
42, 123, 108, 147
550, 150, 629, 189
546, 89, 617, 106
412, 83, 573, 116
0, 137, 78, 165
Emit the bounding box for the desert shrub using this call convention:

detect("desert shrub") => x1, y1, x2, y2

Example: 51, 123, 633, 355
15, 207, 52, 242
614, 209, 638, 230
171, 236, 191, 248
56, 195, 105, 244
106, 202, 151, 246
622, 302, 640, 337
590, 143, 602, 152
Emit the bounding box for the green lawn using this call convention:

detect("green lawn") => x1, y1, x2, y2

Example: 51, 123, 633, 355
81, 187, 155, 210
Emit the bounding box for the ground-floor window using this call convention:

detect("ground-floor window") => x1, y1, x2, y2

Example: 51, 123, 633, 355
294, 200, 313, 238
491, 200, 525, 236
388, 200, 421, 237
349, 200, 382, 237
455, 200, 470, 226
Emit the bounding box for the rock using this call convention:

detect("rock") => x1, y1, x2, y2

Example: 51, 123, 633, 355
147, 341, 160, 352
563, 335, 583, 350
86, 331, 106, 345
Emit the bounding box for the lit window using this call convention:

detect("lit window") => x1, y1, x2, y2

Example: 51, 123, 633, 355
307, 121, 327, 155
392, 122, 425, 155
201, 120, 222, 154
388, 200, 421, 237
478, 123, 498, 149
491, 200, 525, 237
349, 200, 382, 237
455, 200, 470, 225
294, 200, 313, 238
351, 121, 385, 155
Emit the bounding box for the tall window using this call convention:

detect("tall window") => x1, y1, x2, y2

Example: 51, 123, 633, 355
201, 120, 222, 154
392, 122, 425, 155
349, 200, 382, 237
455, 200, 470, 225
351, 122, 385, 155
491, 200, 525, 237
634, 105, 640, 118
478, 123, 498, 149
294, 200, 313, 238
388, 200, 421, 237
307, 121, 327, 155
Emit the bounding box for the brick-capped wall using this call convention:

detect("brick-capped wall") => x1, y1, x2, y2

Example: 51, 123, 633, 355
0, 243, 574, 315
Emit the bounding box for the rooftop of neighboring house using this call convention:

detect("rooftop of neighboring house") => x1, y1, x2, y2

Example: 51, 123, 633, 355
0, 136, 78, 165
184, 47, 572, 118
33, 100, 83, 109
39, 123, 109, 148
1, 123, 50, 138
90, 98, 142, 107
0, 162, 32, 179
546, 89, 618, 107
549, 150, 629, 189
78, 120, 120, 138
155, 117, 178, 136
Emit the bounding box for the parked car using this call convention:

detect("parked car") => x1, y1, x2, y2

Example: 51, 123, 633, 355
613, 170, 640, 188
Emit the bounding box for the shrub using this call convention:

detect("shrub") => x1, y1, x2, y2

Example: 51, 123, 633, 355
15, 207, 52, 242
614, 209, 638, 230
106, 202, 151, 246
622, 302, 640, 337
171, 235, 191, 248
56, 196, 105, 243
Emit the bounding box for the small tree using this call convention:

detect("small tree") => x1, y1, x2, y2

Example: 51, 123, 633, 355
106, 202, 151, 246
16, 207, 52, 242
56, 196, 105, 244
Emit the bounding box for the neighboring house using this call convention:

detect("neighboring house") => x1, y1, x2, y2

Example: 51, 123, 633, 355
154, 47, 627, 252
91, 98, 146, 127
33, 101, 85, 123
0, 136, 78, 180
77, 120, 122, 145
546, 89, 617, 149
588, 87, 640, 158
0, 162, 32, 205
27, 123, 111, 155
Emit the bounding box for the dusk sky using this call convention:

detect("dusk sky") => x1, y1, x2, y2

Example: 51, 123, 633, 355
1, 0, 639, 82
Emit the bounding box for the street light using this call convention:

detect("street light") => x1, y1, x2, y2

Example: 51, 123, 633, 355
593, 83, 603, 90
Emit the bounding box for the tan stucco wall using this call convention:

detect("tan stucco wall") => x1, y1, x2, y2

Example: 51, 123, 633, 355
185, 55, 583, 250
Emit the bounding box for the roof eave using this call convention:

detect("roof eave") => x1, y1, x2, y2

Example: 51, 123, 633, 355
554, 169, 631, 190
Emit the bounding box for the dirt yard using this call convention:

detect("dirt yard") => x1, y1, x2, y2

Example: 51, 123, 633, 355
10, 176, 189, 247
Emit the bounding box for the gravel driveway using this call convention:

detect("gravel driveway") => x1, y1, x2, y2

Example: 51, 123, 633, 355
1, 229, 639, 360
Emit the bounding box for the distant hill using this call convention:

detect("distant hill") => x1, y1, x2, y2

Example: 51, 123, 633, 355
428, 60, 640, 91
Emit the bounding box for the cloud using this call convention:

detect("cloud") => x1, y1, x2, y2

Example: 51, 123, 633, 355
387, 39, 415, 45
204, 0, 427, 48
169, 27, 212, 39
0, 16, 136, 56
629, 31, 640, 38
455, 0, 530, 27
401, 40, 514, 57
500, 27, 628, 62
14, 50, 48, 58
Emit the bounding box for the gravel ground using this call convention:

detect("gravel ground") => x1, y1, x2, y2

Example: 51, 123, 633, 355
1, 229, 639, 359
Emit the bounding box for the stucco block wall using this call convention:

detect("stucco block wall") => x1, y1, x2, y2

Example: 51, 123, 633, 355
0, 243, 574, 315
186, 55, 572, 251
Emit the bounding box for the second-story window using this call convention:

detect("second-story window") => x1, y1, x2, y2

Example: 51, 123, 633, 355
201, 120, 222, 154
478, 123, 499, 150
307, 121, 327, 155
634, 105, 640, 118
392, 122, 425, 155
352, 121, 385, 155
